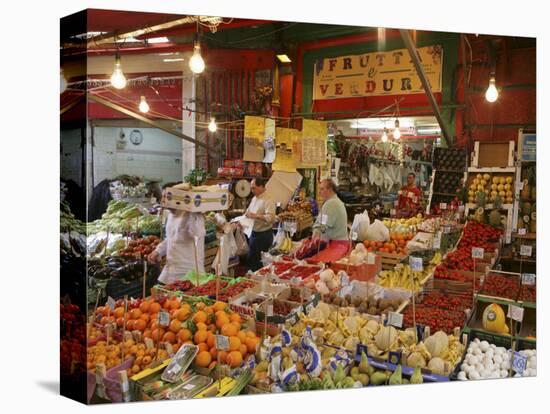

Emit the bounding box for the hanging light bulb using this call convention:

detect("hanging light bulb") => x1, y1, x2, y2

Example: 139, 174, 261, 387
381, 128, 388, 142
139, 96, 149, 113
60, 69, 67, 94
485, 75, 499, 102
110, 52, 127, 89
393, 119, 401, 140
208, 117, 217, 132
189, 40, 205, 74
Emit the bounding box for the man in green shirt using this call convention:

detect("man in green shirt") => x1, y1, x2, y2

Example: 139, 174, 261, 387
312, 179, 348, 241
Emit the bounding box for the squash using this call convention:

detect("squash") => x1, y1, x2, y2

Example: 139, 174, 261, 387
482, 303, 509, 334
424, 331, 449, 358
375, 326, 397, 351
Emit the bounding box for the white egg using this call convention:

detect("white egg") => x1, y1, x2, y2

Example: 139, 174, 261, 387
493, 355, 503, 365
460, 363, 468, 371
485, 349, 494, 360
479, 341, 490, 352
467, 348, 473, 355
469, 371, 481, 380
527, 358, 537, 369
490, 344, 497, 350
490, 371, 500, 379
497, 346, 507, 354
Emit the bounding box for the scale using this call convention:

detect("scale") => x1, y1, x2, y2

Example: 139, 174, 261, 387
233, 179, 251, 210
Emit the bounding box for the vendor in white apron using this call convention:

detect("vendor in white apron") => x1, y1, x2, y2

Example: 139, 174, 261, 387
147, 209, 205, 285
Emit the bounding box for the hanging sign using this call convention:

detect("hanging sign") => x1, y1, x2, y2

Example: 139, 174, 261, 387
313, 45, 443, 100
273, 128, 298, 172
299, 119, 327, 167
243, 116, 266, 162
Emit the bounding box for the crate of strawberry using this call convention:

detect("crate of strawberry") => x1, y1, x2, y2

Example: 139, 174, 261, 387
420, 290, 472, 312
518, 283, 536, 304
117, 235, 161, 258
458, 221, 502, 251
278, 265, 321, 282
478, 271, 520, 301
403, 304, 467, 334
217, 279, 257, 302
186, 279, 230, 297
256, 261, 295, 276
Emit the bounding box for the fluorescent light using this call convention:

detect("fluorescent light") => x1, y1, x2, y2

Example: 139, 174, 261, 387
163, 58, 185, 62
115, 37, 141, 43
72, 31, 107, 40
277, 54, 292, 63
148, 36, 170, 44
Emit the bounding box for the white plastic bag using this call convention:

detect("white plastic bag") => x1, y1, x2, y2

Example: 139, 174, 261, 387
351, 210, 371, 241
365, 219, 390, 241
212, 234, 230, 274
234, 228, 249, 256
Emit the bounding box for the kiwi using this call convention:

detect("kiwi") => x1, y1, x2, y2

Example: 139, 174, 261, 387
353, 297, 362, 308
341, 299, 349, 307
367, 306, 378, 315
333, 297, 341, 306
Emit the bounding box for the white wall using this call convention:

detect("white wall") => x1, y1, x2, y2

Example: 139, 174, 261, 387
91, 126, 184, 189
60, 128, 83, 186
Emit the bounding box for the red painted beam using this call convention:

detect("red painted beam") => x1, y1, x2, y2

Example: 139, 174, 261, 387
135, 19, 274, 39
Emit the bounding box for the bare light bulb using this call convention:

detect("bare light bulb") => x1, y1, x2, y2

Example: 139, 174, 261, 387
393, 119, 401, 140
208, 117, 217, 132
110, 55, 127, 89
189, 43, 205, 74
60, 69, 67, 93
381, 128, 388, 142
139, 96, 149, 113
485, 76, 498, 103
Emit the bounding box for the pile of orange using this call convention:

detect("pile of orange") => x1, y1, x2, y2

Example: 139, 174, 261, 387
363, 237, 408, 254
93, 299, 261, 372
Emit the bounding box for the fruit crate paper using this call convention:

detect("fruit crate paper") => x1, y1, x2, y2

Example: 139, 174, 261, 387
244, 116, 266, 162
300, 119, 327, 167
273, 127, 298, 172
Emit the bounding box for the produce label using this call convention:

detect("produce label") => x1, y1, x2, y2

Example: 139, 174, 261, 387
520, 245, 532, 257
390, 209, 396, 216
442, 225, 451, 234
507, 305, 524, 322
518, 228, 527, 236
409, 256, 423, 272
267, 304, 274, 317
313, 45, 442, 100
107, 296, 116, 311
367, 253, 376, 265
440, 203, 447, 210
387, 312, 403, 328
522, 273, 536, 285
432, 231, 442, 249
511, 351, 527, 374
471, 247, 485, 259
158, 311, 170, 327
340, 272, 350, 287
215, 335, 230, 351
516, 181, 524, 191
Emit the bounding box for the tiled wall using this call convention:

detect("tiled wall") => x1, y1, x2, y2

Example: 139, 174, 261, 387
60, 128, 83, 186
92, 126, 184, 187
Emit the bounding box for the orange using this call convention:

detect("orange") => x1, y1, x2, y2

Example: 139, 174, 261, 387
206, 332, 216, 349
204, 306, 214, 315
149, 302, 161, 314
196, 322, 208, 331
143, 329, 152, 339
115, 317, 125, 327
151, 328, 165, 342
177, 328, 192, 342
130, 309, 142, 319
96, 306, 106, 316
140, 313, 150, 323
213, 301, 227, 312
215, 313, 230, 329
163, 331, 176, 344
195, 351, 212, 368
239, 344, 248, 357
169, 319, 181, 334
230, 321, 241, 332
139, 301, 150, 313
100, 316, 109, 326
229, 336, 241, 351
194, 310, 208, 324
245, 337, 259, 353
168, 299, 181, 310
126, 319, 135, 330
114, 307, 125, 318
229, 313, 241, 324
134, 319, 146, 331
226, 351, 243, 368
221, 323, 238, 337
246, 331, 257, 339
195, 302, 206, 310
209, 347, 218, 359
194, 330, 208, 344
175, 308, 190, 321
237, 331, 247, 343
197, 342, 209, 353
218, 350, 228, 364
149, 320, 159, 331
162, 300, 171, 310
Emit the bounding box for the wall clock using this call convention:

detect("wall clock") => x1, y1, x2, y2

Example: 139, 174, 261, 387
129, 129, 143, 145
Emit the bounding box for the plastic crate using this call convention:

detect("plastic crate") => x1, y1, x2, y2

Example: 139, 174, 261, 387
105, 268, 159, 300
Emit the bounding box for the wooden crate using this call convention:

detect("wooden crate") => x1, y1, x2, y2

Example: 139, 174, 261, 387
471, 140, 515, 168
376, 251, 408, 270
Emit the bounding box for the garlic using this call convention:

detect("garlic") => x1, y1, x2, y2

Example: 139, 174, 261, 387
500, 369, 508, 378
479, 340, 490, 352
457, 371, 467, 381
493, 355, 503, 365
469, 371, 480, 380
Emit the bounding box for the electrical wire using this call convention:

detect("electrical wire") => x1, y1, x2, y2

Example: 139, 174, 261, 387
201, 22, 298, 45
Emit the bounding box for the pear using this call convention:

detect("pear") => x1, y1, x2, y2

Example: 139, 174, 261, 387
389, 364, 403, 385
350, 366, 360, 381
333, 363, 346, 383
410, 365, 423, 384
358, 351, 371, 375
357, 373, 370, 386
370, 371, 387, 386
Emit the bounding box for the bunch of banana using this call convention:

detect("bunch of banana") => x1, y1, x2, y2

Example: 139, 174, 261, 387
277, 235, 293, 253
438, 335, 465, 368
377, 264, 433, 292
429, 251, 442, 265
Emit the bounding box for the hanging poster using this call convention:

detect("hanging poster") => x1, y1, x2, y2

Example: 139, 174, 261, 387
243, 116, 265, 162
300, 119, 327, 167
263, 118, 276, 163
313, 45, 443, 100
273, 127, 297, 172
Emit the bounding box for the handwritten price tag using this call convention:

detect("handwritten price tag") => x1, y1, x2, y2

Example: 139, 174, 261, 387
522, 273, 536, 285
387, 312, 403, 328
367, 253, 376, 265
442, 225, 451, 234
267, 304, 274, 317
158, 311, 170, 327
507, 305, 524, 322
215, 335, 230, 351
409, 256, 423, 272
107, 296, 116, 311
520, 245, 532, 257
472, 247, 485, 259
432, 231, 442, 249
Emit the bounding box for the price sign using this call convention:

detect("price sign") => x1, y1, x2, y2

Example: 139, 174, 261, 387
215, 335, 230, 351
511, 351, 528, 374
458, 205, 465, 213
440, 203, 447, 210
367, 253, 376, 265
442, 225, 451, 234
351, 231, 358, 241
390, 209, 396, 216
387, 312, 403, 328
409, 256, 423, 272
107, 296, 116, 311
305, 302, 315, 314
518, 228, 527, 236
520, 245, 533, 257
516, 181, 524, 192
507, 305, 524, 322
267, 304, 274, 317
432, 231, 442, 249
472, 247, 485, 259
158, 311, 170, 327
522, 273, 536, 285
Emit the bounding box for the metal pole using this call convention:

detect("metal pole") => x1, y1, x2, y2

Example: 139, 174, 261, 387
88, 94, 219, 156
399, 29, 453, 147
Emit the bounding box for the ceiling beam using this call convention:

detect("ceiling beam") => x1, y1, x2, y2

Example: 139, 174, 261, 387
400, 29, 453, 147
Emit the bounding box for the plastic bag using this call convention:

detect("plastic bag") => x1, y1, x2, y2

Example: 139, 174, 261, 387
234, 228, 249, 256
365, 219, 390, 241
351, 210, 370, 241
273, 223, 285, 248
212, 234, 230, 274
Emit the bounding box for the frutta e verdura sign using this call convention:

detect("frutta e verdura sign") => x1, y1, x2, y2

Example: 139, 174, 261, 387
313, 45, 442, 100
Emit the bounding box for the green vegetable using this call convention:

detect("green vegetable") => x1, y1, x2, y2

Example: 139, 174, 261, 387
227, 369, 253, 396
410, 365, 423, 384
